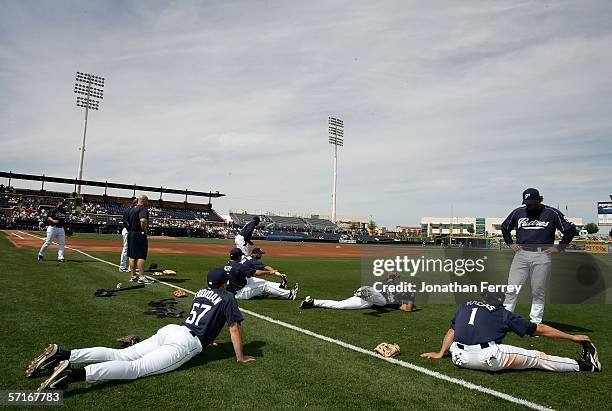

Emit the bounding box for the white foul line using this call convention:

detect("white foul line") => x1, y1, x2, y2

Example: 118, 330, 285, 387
15, 230, 553, 411
11, 232, 24, 239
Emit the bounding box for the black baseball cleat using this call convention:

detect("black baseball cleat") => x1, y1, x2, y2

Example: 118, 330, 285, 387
300, 296, 314, 309
26, 344, 68, 378
58, 258, 65, 263
37, 361, 72, 391
37, 255, 43, 261
279, 275, 288, 289
129, 276, 139, 282
581, 341, 601, 372
289, 283, 299, 300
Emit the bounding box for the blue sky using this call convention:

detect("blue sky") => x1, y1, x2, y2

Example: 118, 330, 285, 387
1, 1, 611, 229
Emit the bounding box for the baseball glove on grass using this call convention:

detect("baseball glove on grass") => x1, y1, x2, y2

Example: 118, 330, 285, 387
116, 335, 141, 347
374, 342, 401, 357
174, 289, 187, 298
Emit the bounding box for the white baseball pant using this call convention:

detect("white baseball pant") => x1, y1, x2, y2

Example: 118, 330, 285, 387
312, 287, 387, 309
234, 234, 249, 256
235, 277, 291, 300
504, 249, 552, 323
38, 226, 65, 260
119, 227, 128, 270
69, 325, 202, 382
449, 341, 579, 372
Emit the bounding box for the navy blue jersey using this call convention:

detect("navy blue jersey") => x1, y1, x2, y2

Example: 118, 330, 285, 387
127, 205, 149, 232
181, 287, 243, 346
121, 206, 132, 230
239, 221, 258, 243
501, 205, 576, 249
242, 256, 266, 271
225, 260, 252, 294
47, 208, 66, 228
451, 301, 536, 345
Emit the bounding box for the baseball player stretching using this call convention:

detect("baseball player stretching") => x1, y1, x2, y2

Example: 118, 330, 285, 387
300, 274, 414, 311
421, 291, 601, 372
234, 216, 260, 257
501, 188, 576, 323
119, 198, 137, 273
27, 268, 255, 391
225, 248, 298, 300
37, 201, 67, 262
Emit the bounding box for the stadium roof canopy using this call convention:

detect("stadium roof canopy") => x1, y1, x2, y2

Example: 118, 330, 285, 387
0, 171, 225, 199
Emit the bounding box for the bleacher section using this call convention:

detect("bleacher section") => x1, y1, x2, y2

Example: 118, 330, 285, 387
230, 212, 338, 232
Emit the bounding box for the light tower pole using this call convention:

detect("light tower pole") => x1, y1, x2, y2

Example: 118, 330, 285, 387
74, 72, 105, 196
328, 117, 344, 224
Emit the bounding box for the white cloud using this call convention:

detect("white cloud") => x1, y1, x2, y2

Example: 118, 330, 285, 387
1, 0, 611, 228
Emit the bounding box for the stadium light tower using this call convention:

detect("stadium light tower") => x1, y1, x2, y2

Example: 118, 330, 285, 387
328, 117, 344, 224
74, 71, 105, 196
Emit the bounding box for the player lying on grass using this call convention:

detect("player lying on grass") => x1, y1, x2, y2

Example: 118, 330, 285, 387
225, 248, 298, 300
300, 273, 415, 311
27, 268, 255, 391
420, 291, 601, 372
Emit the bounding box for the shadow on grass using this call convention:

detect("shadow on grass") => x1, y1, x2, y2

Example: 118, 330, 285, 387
543, 321, 593, 333
65, 340, 266, 398
152, 278, 190, 284
363, 306, 422, 317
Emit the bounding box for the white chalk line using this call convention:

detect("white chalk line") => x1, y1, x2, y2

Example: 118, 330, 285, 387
15, 230, 553, 411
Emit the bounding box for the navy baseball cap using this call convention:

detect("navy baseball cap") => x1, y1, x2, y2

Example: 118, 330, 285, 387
252, 248, 265, 255
207, 268, 227, 287
230, 248, 244, 258
522, 188, 541, 205
482, 290, 505, 305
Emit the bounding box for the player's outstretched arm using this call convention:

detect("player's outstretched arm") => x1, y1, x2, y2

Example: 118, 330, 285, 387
534, 323, 591, 343
421, 328, 454, 359
229, 322, 256, 363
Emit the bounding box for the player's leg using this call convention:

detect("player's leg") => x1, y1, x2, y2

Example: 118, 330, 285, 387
83, 325, 202, 381
119, 228, 129, 271
38, 226, 54, 258
70, 330, 163, 363
366, 290, 387, 307
56, 228, 65, 261
491, 344, 579, 372
235, 278, 267, 300
503, 250, 530, 312
262, 280, 291, 298
528, 252, 552, 323
313, 296, 373, 309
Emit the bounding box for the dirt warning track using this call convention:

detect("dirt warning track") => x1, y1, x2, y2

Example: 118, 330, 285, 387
3, 230, 365, 257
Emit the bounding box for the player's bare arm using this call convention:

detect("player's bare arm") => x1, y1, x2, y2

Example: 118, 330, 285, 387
229, 322, 255, 363
140, 218, 148, 234
534, 323, 591, 343
420, 328, 455, 359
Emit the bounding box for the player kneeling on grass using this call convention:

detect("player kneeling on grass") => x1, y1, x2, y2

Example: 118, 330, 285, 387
26, 268, 255, 391
420, 291, 601, 372
300, 273, 415, 312
225, 248, 298, 300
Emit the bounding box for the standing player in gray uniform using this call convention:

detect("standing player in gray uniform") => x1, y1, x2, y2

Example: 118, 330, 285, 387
300, 274, 415, 311
501, 188, 576, 323
234, 216, 260, 257
119, 198, 137, 273
421, 291, 601, 372
37, 201, 67, 262
27, 268, 255, 391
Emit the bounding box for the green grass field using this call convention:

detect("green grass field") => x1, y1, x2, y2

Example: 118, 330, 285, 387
1, 232, 610, 410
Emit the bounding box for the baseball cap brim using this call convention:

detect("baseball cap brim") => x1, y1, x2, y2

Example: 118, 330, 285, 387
522, 199, 539, 205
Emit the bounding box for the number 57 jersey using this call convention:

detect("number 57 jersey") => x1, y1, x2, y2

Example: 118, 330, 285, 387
182, 288, 244, 346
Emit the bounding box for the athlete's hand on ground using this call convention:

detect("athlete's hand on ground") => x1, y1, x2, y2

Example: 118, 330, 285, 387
420, 352, 444, 359
572, 335, 591, 343
510, 244, 522, 252
544, 247, 559, 254
237, 356, 256, 363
